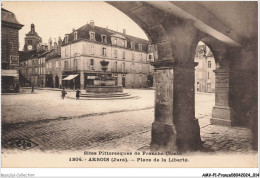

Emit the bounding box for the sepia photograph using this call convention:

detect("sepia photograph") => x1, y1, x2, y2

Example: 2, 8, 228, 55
0, 0, 258, 177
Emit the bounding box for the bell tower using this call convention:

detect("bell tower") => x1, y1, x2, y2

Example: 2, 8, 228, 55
23, 23, 42, 52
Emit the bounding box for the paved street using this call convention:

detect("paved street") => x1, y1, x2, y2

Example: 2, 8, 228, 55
1, 89, 256, 154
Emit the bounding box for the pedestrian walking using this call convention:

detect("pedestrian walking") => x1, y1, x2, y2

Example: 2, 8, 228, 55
61, 87, 67, 99
76, 88, 81, 100
31, 84, 34, 93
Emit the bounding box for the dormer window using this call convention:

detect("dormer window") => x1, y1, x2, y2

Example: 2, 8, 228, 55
65, 35, 69, 44
148, 45, 152, 52
139, 44, 143, 51
114, 38, 117, 45
124, 40, 127, 48
74, 31, 78, 40
101, 35, 107, 43
131, 42, 135, 50
90, 32, 95, 41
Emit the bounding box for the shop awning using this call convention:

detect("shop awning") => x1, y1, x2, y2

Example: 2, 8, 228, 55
2, 70, 18, 77
62, 74, 78, 80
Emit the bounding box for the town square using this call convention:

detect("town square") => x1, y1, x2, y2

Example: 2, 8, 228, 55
1, 1, 258, 175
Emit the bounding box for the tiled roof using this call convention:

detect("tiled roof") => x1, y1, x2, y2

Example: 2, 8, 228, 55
195, 45, 206, 53
45, 49, 61, 61
19, 50, 48, 62
26, 30, 39, 36
1, 8, 23, 28
62, 24, 150, 52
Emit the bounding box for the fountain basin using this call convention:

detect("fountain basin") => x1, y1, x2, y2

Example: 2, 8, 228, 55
86, 85, 123, 93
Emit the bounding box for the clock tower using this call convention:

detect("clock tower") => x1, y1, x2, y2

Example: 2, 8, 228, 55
23, 23, 42, 52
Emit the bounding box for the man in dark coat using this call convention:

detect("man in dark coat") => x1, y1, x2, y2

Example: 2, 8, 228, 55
62, 87, 67, 99
76, 88, 81, 100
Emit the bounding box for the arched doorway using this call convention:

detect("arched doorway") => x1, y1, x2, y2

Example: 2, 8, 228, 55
55, 75, 59, 88
194, 41, 217, 131
147, 75, 153, 87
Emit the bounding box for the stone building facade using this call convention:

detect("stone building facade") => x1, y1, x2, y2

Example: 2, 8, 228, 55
61, 21, 154, 90
1, 8, 23, 92
194, 44, 216, 93
45, 39, 62, 88
20, 50, 48, 87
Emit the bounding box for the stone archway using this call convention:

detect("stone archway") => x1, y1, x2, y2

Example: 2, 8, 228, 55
108, 1, 258, 151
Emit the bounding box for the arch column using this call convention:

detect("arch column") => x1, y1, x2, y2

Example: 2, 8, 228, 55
151, 61, 201, 152
150, 19, 202, 152
211, 58, 233, 126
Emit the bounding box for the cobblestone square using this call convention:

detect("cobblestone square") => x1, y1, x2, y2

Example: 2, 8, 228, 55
1, 88, 256, 154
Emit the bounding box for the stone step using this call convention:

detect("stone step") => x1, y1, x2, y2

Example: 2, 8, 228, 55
80, 93, 131, 98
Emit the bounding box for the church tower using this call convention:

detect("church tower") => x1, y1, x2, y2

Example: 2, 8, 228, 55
23, 23, 42, 52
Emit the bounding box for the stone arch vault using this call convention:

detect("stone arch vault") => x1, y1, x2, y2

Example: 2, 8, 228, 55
108, 1, 258, 151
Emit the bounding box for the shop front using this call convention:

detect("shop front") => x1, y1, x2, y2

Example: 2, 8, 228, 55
1, 70, 20, 93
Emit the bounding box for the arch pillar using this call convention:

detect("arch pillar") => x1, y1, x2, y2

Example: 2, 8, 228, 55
150, 19, 202, 152
211, 56, 233, 126
151, 60, 202, 152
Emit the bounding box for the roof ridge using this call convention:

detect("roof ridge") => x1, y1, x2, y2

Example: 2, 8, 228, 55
71, 23, 148, 42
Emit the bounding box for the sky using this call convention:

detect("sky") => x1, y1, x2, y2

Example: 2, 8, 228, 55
2, 1, 148, 51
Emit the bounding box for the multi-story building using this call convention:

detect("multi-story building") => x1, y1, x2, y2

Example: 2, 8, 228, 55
45, 38, 62, 88
20, 50, 48, 87
1, 8, 24, 92
194, 44, 216, 93
61, 21, 154, 90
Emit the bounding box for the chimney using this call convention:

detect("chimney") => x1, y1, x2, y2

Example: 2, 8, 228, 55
90, 20, 95, 28
123, 29, 126, 35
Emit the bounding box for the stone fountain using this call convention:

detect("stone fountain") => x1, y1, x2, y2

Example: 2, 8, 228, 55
85, 60, 123, 93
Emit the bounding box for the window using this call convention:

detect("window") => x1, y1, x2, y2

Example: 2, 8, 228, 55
65, 35, 69, 44
139, 44, 143, 51
90, 32, 95, 41
101, 35, 107, 43
140, 54, 142, 61
91, 45, 94, 55
115, 61, 117, 71
132, 53, 135, 61
74, 59, 78, 69
114, 50, 118, 58
208, 61, 211, 68
122, 51, 125, 59
10, 55, 19, 65
148, 45, 152, 52
122, 62, 125, 71
74, 32, 78, 40
90, 59, 94, 66
131, 42, 135, 50
56, 61, 60, 68
208, 72, 210, 79
64, 61, 68, 69
102, 47, 107, 56
124, 40, 127, 48
197, 82, 200, 91
114, 38, 117, 45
